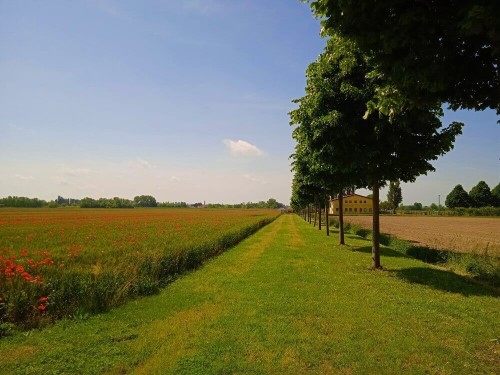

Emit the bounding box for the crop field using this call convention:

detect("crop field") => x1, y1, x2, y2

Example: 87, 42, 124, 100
344, 215, 500, 256
0, 208, 279, 329
1, 215, 498, 374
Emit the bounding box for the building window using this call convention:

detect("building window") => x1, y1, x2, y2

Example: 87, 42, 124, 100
336, 208, 339, 212
349, 200, 352, 203
364, 200, 367, 203
354, 200, 357, 203
345, 208, 348, 212
354, 208, 357, 212
349, 208, 352, 212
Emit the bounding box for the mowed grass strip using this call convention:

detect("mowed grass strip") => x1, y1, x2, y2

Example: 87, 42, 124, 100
1, 215, 499, 374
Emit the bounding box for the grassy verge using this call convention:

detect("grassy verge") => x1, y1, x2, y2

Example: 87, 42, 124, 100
329, 218, 500, 288
0, 214, 498, 374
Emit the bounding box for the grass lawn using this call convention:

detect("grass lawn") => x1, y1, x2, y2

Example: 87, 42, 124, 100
1, 214, 498, 374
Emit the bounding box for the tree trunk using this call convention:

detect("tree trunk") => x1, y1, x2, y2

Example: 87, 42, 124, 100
325, 198, 330, 236
339, 190, 345, 245
313, 206, 317, 227
319, 202, 322, 230
372, 181, 382, 269
308, 205, 312, 224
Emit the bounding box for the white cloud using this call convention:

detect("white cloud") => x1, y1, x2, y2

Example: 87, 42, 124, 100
243, 174, 268, 184
170, 175, 181, 182
15, 174, 35, 181
223, 139, 264, 157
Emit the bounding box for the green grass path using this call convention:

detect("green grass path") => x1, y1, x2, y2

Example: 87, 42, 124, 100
1, 215, 499, 374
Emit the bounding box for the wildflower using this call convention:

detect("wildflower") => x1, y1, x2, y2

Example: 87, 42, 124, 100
37, 305, 46, 311
39, 297, 48, 303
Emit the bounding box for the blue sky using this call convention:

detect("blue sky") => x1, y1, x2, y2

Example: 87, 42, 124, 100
1, 0, 498, 205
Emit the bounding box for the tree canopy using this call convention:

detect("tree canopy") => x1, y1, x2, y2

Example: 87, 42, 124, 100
445, 184, 472, 208
133, 195, 158, 208
290, 34, 463, 268
387, 181, 402, 213
469, 181, 494, 207
492, 183, 500, 207
307, 0, 500, 118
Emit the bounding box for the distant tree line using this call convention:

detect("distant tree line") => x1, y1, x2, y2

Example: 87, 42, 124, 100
79, 197, 135, 208
56, 195, 81, 206
446, 181, 500, 208
0, 195, 285, 209
0, 196, 47, 208
158, 201, 188, 208
206, 198, 285, 209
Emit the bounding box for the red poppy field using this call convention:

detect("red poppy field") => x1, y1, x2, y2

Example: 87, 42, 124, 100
0, 208, 279, 329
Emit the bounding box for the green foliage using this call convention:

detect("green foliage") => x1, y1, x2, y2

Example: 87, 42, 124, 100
206, 200, 285, 209
157, 201, 188, 208
445, 184, 472, 208
412, 202, 423, 211
133, 195, 157, 208
450, 207, 500, 217
469, 181, 494, 208
308, 0, 500, 117
379, 201, 392, 212
492, 183, 500, 207
56, 196, 80, 206
0, 196, 47, 208
387, 181, 402, 213
80, 197, 134, 208
266, 198, 278, 209
290, 33, 463, 267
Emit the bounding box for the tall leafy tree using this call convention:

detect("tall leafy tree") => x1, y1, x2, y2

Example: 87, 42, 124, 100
387, 181, 403, 214
491, 183, 500, 207
133, 195, 158, 207
469, 181, 494, 207
307, 0, 500, 118
445, 185, 472, 208
290, 37, 365, 244
290, 34, 463, 269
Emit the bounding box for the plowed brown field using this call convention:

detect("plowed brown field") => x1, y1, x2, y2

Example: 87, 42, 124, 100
345, 215, 500, 256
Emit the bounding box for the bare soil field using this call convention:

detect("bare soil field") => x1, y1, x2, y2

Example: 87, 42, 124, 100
344, 215, 500, 256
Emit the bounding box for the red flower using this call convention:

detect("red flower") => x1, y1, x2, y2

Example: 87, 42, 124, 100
37, 305, 47, 311
39, 297, 48, 303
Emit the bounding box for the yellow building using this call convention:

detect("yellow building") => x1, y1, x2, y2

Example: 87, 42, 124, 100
329, 194, 373, 215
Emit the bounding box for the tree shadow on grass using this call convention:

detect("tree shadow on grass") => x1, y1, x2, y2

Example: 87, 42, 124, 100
390, 267, 500, 297
353, 246, 409, 258
345, 234, 371, 243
